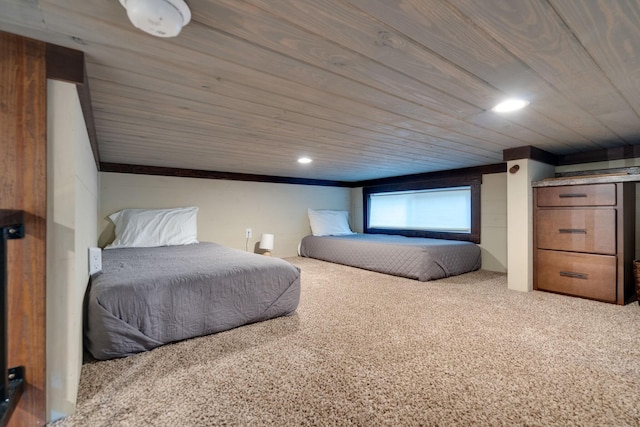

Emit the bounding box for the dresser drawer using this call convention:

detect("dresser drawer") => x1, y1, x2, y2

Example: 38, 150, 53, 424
536, 184, 616, 207
536, 208, 616, 254
536, 250, 617, 302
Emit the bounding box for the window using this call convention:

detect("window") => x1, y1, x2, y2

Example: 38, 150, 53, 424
363, 178, 480, 243
369, 186, 471, 232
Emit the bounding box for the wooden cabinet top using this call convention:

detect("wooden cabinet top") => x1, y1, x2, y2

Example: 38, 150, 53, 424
532, 174, 640, 188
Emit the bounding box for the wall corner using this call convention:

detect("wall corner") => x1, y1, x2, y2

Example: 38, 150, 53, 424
506, 159, 555, 292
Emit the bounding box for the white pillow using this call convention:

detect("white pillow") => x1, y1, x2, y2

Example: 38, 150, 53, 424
106, 207, 199, 249
307, 209, 354, 236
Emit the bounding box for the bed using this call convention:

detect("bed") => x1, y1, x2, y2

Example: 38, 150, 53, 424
85, 207, 300, 360
85, 242, 301, 360
299, 233, 481, 281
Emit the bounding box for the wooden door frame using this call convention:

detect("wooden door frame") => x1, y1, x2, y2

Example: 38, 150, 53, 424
1, 31, 90, 426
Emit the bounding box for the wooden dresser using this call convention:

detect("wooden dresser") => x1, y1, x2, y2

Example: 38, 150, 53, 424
533, 180, 636, 304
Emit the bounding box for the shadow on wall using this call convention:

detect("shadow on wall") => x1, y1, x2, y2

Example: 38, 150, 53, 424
480, 247, 507, 273
47, 220, 77, 419
98, 221, 115, 248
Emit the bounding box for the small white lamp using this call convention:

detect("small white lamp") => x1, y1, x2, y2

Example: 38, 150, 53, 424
259, 234, 275, 256
119, 0, 191, 38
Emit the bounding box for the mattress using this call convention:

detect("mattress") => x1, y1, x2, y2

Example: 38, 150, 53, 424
299, 233, 481, 281
85, 242, 301, 360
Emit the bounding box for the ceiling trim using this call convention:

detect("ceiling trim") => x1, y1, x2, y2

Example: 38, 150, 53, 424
99, 162, 508, 188
503, 146, 559, 165
504, 144, 640, 167
76, 63, 100, 168
351, 163, 507, 188
100, 162, 352, 187
559, 145, 640, 166
45, 43, 83, 83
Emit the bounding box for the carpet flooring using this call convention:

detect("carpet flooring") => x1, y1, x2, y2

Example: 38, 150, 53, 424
53, 257, 640, 426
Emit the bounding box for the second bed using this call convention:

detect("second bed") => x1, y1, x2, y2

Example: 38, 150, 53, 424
299, 233, 481, 281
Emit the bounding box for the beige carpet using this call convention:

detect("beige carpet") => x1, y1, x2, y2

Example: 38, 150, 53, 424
53, 257, 640, 426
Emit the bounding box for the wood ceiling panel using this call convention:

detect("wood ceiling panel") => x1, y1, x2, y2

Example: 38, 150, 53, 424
92, 104, 482, 177
449, 0, 640, 141
243, 0, 605, 150
201, 0, 492, 112
40, 2, 530, 152
195, 0, 585, 150
0, 0, 46, 29
549, 0, 640, 129
86, 54, 519, 152
346, 0, 625, 148
96, 132, 438, 180
92, 103, 470, 170
89, 72, 502, 162
1, 0, 638, 181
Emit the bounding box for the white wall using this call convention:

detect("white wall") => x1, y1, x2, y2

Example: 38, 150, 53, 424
99, 173, 350, 257
506, 159, 556, 292
350, 187, 364, 232
46, 81, 99, 421
480, 173, 507, 272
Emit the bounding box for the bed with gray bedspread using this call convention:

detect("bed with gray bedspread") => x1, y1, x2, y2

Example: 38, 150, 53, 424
299, 233, 481, 281
85, 242, 301, 360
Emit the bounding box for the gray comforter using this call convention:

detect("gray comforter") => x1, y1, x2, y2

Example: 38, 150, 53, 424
85, 243, 300, 360
299, 234, 481, 281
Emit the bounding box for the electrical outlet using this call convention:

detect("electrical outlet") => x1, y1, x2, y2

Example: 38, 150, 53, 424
88, 247, 102, 275
246, 228, 252, 238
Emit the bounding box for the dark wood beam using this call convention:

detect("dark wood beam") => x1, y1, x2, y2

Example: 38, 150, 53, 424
503, 146, 559, 165
559, 145, 640, 166
76, 61, 100, 167
504, 144, 640, 168
100, 162, 352, 187
45, 43, 84, 84
351, 163, 506, 188
46, 42, 100, 168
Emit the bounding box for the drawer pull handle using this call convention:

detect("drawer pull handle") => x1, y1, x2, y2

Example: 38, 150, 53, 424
558, 228, 587, 234
559, 271, 588, 280
558, 193, 587, 198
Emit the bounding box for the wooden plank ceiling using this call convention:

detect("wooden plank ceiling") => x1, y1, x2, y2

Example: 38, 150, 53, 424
1, 0, 639, 182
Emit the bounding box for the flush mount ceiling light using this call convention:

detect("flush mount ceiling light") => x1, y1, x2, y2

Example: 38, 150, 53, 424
119, 0, 191, 38
491, 98, 530, 113
297, 157, 312, 164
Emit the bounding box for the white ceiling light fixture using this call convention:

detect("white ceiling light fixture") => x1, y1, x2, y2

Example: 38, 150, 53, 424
298, 157, 312, 164
491, 98, 530, 113
119, 0, 191, 38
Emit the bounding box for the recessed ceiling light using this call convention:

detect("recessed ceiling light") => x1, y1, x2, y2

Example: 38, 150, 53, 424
492, 98, 530, 113
298, 157, 312, 164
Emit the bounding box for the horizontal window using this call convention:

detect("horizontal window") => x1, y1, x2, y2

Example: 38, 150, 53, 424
363, 178, 480, 243
369, 187, 471, 233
